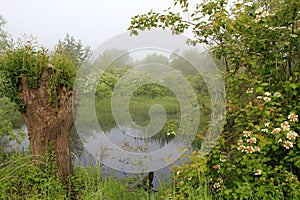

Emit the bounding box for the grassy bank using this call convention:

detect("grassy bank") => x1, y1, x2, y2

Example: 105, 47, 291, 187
0, 152, 212, 200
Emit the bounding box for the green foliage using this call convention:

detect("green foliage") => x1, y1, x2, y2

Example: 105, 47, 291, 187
0, 152, 163, 200
0, 109, 14, 162
164, 155, 213, 200
0, 35, 89, 110
56, 34, 91, 70
133, 83, 174, 98
0, 97, 23, 128
129, 96, 180, 125
206, 80, 300, 199
129, 0, 300, 77
0, 37, 48, 110
0, 97, 25, 162
93, 66, 210, 144
95, 96, 181, 134
0, 150, 67, 199
95, 65, 208, 99
96, 67, 127, 98
206, 0, 299, 198
73, 165, 158, 200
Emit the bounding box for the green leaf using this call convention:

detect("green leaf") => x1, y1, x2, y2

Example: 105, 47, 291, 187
290, 83, 297, 89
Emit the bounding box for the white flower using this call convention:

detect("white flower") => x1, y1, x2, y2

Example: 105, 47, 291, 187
272, 128, 281, 134
286, 173, 295, 182
255, 7, 264, 14
288, 113, 298, 122
263, 97, 271, 102
245, 146, 255, 153
217, 178, 223, 183
254, 146, 261, 152
247, 137, 257, 144
247, 88, 254, 94
243, 131, 251, 137
281, 121, 290, 131
290, 34, 298, 38
268, 26, 276, 31
278, 26, 287, 30
213, 182, 221, 189
237, 139, 243, 145
273, 92, 281, 97
254, 169, 262, 175
261, 11, 270, 18
256, 96, 263, 99
264, 123, 270, 127
255, 15, 262, 23
264, 92, 271, 96
287, 131, 298, 140
237, 145, 246, 152
261, 128, 268, 133
244, 2, 253, 6
278, 138, 283, 143
284, 141, 293, 149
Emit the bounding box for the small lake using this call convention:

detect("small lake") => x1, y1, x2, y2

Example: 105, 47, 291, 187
9, 125, 190, 190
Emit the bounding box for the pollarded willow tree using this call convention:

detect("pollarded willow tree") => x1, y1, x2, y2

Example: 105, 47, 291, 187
129, 0, 300, 198
0, 34, 90, 181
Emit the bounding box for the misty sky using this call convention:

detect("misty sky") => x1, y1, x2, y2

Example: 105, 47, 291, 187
0, 0, 180, 50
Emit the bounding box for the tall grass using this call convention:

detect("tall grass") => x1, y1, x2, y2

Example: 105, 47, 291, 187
0, 152, 165, 200
0, 153, 67, 199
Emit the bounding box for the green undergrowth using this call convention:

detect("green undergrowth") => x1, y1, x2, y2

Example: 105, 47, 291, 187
0, 152, 165, 200
0, 151, 215, 200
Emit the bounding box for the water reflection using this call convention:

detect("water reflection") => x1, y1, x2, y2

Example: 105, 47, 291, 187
72, 125, 189, 190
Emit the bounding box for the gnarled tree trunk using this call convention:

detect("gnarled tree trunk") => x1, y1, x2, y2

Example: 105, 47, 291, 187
20, 68, 74, 181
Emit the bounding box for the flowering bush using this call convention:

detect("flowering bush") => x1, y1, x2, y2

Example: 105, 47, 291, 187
129, 0, 299, 198
159, 0, 300, 198
208, 79, 300, 199
203, 78, 300, 199
170, 78, 300, 199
